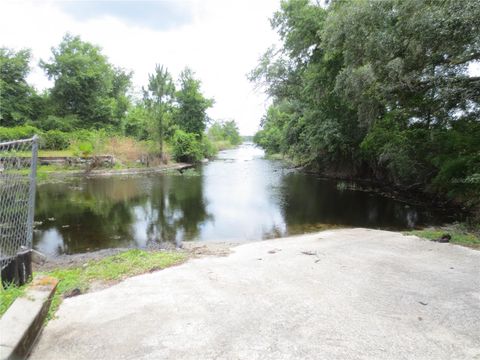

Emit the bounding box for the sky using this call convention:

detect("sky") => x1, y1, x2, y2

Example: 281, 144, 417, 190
0, 0, 281, 135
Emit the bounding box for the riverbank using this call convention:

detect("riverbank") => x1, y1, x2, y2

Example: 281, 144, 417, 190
405, 226, 480, 249
0, 242, 236, 319
269, 153, 477, 231
36, 162, 193, 182
0, 249, 188, 319
30, 228, 480, 359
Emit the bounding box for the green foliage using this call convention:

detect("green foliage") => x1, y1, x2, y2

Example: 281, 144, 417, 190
0, 48, 40, 126
54, 128, 107, 157
40, 130, 70, 150
72, 142, 94, 158
174, 68, 214, 136
252, 0, 480, 204
0, 125, 40, 141
35, 114, 79, 132
207, 120, 242, 146
0, 35, 214, 170
124, 104, 151, 140
201, 136, 218, 159
252, 102, 291, 154
172, 129, 203, 163
143, 65, 175, 155
40, 34, 132, 129
0, 283, 26, 317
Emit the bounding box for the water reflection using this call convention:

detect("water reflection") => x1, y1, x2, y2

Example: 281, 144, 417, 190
33, 143, 452, 255
279, 173, 431, 230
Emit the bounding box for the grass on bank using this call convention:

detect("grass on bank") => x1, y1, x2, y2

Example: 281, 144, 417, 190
38, 150, 75, 157
405, 227, 480, 248
0, 283, 26, 317
0, 249, 186, 319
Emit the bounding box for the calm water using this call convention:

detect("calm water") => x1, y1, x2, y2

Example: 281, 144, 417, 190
33, 143, 452, 255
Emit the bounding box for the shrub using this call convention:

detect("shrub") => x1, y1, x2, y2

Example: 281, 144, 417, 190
201, 136, 218, 159
35, 115, 79, 132
172, 130, 203, 163
73, 142, 94, 158
40, 130, 70, 150
0, 125, 40, 141
103, 136, 149, 162
69, 129, 108, 155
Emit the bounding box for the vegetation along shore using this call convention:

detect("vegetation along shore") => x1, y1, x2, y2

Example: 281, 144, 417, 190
250, 0, 480, 229
1, 34, 243, 179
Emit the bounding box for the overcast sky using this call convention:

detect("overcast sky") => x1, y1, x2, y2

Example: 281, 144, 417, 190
0, 0, 281, 135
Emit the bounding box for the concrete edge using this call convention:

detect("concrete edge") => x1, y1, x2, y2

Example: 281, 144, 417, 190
41, 163, 193, 179
0, 276, 58, 360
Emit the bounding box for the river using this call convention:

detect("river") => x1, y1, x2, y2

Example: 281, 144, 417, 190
33, 143, 451, 255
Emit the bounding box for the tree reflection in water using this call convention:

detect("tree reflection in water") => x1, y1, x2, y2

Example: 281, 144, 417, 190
33, 144, 453, 256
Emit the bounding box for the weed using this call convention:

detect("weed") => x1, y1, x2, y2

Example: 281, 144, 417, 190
405, 227, 480, 248
41, 249, 186, 319
0, 250, 186, 319
0, 283, 26, 317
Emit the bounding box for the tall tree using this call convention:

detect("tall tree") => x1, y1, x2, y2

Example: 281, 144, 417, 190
0, 48, 38, 126
143, 64, 175, 158
40, 34, 132, 129
251, 0, 480, 203
174, 68, 213, 136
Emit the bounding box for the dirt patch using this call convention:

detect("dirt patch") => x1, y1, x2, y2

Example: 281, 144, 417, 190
33, 248, 130, 272
181, 241, 237, 257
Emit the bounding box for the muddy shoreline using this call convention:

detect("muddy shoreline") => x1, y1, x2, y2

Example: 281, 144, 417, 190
33, 241, 237, 272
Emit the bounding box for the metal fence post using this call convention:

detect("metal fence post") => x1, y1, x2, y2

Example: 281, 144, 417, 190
0, 136, 38, 287
26, 135, 38, 250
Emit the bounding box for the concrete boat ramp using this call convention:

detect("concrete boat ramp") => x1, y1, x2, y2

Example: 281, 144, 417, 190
30, 229, 480, 360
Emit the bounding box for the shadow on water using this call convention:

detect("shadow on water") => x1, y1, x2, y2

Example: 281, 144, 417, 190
33, 143, 455, 255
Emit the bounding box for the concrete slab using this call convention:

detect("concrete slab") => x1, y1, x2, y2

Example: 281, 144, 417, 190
0, 276, 58, 360
30, 229, 480, 360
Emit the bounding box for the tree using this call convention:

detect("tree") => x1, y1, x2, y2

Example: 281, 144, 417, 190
174, 68, 213, 136
0, 48, 38, 126
208, 119, 242, 145
143, 64, 175, 157
124, 103, 151, 140
251, 0, 480, 204
40, 34, 132, 129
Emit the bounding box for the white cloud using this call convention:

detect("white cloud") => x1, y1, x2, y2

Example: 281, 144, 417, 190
0, 0, 280, 135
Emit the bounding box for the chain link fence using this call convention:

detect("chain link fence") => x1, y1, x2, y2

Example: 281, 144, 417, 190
0, 136, 38, 282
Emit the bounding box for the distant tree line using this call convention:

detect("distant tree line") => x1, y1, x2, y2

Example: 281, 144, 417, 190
251, 0, 480, 210
207, 120, 242, 148
0, 33, 241, 162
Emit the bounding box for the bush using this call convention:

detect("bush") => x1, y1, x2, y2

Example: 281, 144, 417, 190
0, 125, 40, 141
172, 130, 203, 163
40, 130, 70, 150
72, 142, 94, 158
70, 129, 107, 143
35, 115, 79, 132
201, 136, 218, 159
103, 136, 150, 162
69, 129, 109, 156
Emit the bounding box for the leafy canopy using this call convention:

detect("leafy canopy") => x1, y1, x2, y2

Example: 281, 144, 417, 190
251, 0, 480, 204
40, 34, 132, 129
